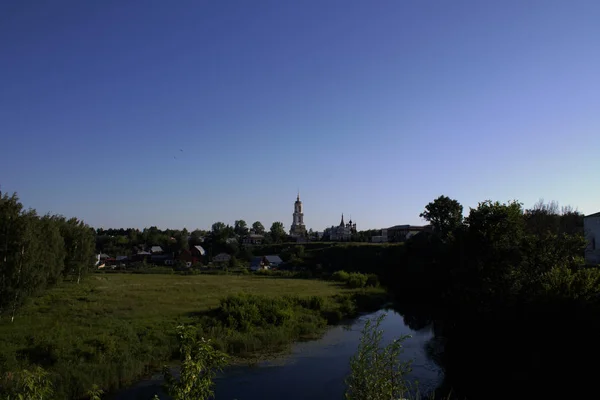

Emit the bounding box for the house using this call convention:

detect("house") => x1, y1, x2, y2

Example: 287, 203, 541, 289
250, 256, 269, 271
177, 250, 197, 267
131, 251, 151, 262
191, 245, 206, 259
151, 253, 174, 265
213, 253, 232, 263
385, 225, 431, 242
96, 253, 110, 266
225, 238, 238, 245
150, 246, 164, 254
372, 229, 388, 243
242, 234, 264, 246
264, 255, 283, 268
584, 212, 600, 265
116, 256, 129, 266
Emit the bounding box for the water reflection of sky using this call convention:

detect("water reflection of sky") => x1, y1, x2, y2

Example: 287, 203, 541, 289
213, 310, 442, 400
111, 310, 443, 400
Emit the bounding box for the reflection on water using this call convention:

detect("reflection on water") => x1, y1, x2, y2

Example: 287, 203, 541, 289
112, 310, 442, 400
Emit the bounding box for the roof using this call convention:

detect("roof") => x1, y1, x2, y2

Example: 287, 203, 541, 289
151, 246, 163, 253
250, 257, 263, 266
265, 255, 283, 264
99, 253, 110, 258
116, 256, 128, 261
137, 251, 151, 255
387, 225, 427, 231
585, 212, 600, 218
213, 253, 231, 260
247, 234, 264, 238
193, 245, 206, 255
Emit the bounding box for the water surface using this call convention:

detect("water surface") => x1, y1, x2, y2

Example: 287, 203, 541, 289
113, 309, 442, 400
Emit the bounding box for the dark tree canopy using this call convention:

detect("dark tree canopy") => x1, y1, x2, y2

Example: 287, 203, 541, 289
252, 221, 265, 235
420, 195, 464, 236
234, 220, 249, 237
269, 222, 286, 243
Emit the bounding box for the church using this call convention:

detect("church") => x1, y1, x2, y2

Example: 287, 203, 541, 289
325, 214, 357, 241
289, 193, 307, 238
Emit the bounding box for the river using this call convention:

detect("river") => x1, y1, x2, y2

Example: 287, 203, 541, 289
111, 309, 442, 400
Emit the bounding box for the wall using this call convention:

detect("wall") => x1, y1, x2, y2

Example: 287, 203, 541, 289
584, 216, 600, 265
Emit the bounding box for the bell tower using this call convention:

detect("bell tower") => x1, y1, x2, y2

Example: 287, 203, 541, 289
290, 192, 306, 237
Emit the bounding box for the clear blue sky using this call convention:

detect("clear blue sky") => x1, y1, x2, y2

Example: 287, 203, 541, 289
1, 0, 599, 231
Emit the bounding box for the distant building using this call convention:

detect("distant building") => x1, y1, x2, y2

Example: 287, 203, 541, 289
242, 233, 264, 246
372, 229, 388, 243
150, 246, 163, 254
264, 255, 283, 268
384, 225, 432, 242
325, 214, 357, 241
584, 212, 600, 265
213, 253, 232, 263
289, 193, 307, 237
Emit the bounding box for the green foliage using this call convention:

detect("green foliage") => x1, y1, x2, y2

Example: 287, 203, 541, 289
332, 270, 350, 282
269, 222, 286, 243
0, 274, 384, 398
86, 384, 104, 400
419, 195, 463, 237
252, 221, 265, 235
345, 314, 413, 400
234, 220, 249, 237
0, 365, 54, 400
0, 191, 94, 320
331, 271, 377, 289
346, 273, 368, 289
159, 325, 228, 400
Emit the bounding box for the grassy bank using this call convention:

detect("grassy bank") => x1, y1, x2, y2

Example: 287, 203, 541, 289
0, 274, 387, 399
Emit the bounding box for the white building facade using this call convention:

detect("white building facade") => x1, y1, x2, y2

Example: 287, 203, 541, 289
290, 193, 307, 237
326, 214, 357, 241
584, 212, 600, 265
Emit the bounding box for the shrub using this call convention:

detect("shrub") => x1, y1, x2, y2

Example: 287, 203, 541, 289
346, 273, 368, 289
366, 274, 380, 287
217, 294, 295, 332
156, 325, 228, 400
345, 314, 413, 400
332, 270, 350, 282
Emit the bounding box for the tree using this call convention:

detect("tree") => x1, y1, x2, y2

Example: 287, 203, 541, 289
56, 217, 96, 284
234, 220, 249, 237
252, 221, 265, 235
345, 314, 412, 400
157, 325, 229, 400
420, 195, 463, 237
269, 222, 286, 243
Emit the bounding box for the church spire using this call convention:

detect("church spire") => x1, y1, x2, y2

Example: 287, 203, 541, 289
340, 213, 345, 227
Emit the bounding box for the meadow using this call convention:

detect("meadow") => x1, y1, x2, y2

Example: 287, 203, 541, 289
0, 273, 387, 398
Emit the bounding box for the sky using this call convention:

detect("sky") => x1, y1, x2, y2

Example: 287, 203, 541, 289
1, 0, 599, 232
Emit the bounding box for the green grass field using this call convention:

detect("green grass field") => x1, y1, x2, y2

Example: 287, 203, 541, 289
0, 273, 386, 398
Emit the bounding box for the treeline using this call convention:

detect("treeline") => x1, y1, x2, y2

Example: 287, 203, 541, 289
0, 191, 95, 319
386, 196, 593, 399
389, 196, 587, 311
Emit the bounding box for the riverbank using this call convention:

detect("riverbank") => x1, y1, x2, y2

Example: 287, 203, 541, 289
0, 274, 388, 399
111, 309, 442, 400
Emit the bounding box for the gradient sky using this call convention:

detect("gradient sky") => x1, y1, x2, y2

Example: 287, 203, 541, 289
1, 0, 599, 231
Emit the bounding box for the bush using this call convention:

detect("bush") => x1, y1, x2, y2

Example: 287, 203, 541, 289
346, 273, 368, 289
345, 314, 413, 400
331, 270, 350, 282
366, 273, 380, 287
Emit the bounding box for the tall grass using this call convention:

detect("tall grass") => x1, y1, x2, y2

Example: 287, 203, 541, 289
0, 274, 388, 398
